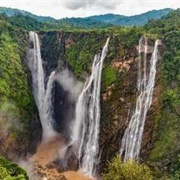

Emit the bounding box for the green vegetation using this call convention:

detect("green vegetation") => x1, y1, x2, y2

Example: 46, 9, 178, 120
65, 26, 143, 78
7, 14, 44, 31
170, 155, 180, 180
0, 19, 36, 152
0, 6, 172, 27
0, 25, 34, 120
148, 31, 180, 162
102, 66, 118, 86
0, 5, 180, 180
66, 33, 106, 77
144, 10, 180, 178
0, 6, 56, 23
0, 156, 28, 180
145, 9, 180, 34
90, 8, 172, 26
102, 156, 152, 180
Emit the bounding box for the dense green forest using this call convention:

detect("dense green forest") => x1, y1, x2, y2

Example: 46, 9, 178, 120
88, 8, 172, 26
0, 7, 180, 180
0, 15, 36, 179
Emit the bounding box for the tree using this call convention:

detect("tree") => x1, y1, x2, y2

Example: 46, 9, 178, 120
102, 156, 152, 180
0, 156, 28, 180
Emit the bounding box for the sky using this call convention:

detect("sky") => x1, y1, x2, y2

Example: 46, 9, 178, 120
0, 0, 180, 19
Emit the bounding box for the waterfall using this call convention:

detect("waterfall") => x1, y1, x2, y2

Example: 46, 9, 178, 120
120, 38, 160, 161
71, 38, 110, 177
28, 31, 56, 139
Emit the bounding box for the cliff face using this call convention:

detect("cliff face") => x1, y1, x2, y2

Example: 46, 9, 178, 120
99, 38, 162, 171
37, 31, 163, 171
1, 26, 179, 177
147, 32, 180, 172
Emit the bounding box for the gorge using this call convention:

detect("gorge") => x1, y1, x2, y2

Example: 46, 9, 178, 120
28, 31, 110, 178
0, 7, 180, 180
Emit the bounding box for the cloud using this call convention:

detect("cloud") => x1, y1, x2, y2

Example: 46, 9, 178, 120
62, 0, 120, 10
0, 0, 179, 18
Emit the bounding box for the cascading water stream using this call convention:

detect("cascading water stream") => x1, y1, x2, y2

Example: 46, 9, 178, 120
120, 38, 160, 161
44, 71, 56, 132
71, 38, 110, 177
28, 31, 56, 139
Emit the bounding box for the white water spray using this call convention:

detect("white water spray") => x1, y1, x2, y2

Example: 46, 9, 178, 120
71, 38, 110, 177
28, 31, 56, 139
120, 38, 160, 161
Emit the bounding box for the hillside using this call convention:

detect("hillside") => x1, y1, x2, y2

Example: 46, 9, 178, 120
88, 8, 172, 26
0, 6, 56, 22
0, 6, 173, 28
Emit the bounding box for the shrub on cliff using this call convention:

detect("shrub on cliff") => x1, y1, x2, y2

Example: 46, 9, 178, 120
102, 156, 152, 180
170, 155, 180, 180
0, 156, 28, 180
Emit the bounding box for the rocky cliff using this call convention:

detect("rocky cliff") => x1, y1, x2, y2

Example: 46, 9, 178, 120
36, 31, 163, 172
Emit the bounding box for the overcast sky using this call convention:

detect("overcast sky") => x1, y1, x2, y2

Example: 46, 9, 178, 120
0, 0, 179, 19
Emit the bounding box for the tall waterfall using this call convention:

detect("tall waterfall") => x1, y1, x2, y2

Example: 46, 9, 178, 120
28, 31, 56, 139
71, 38, 110, 177
120, 38, 160, 161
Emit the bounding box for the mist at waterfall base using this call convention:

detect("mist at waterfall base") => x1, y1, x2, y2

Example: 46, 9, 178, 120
120, 38, 160, 161
54, 69, 83, 141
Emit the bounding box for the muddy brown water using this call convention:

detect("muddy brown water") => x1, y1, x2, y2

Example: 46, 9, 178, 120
30, 135, 94, 180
